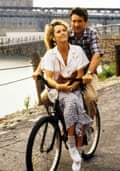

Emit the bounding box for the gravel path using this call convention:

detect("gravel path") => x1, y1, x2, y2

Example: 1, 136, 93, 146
0, 76, 120, 171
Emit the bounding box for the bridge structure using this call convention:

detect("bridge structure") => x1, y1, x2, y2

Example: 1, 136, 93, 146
0, 6, 120, 32
0, 7, 120, 48
0, 24, 120, 48
0, 32, 44, 47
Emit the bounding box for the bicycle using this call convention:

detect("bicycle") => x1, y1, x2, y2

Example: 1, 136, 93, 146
26, 75, 101, 171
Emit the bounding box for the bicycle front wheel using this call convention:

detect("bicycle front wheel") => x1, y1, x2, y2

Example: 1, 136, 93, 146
82, 108, 101, 159
26, 116, 62, 171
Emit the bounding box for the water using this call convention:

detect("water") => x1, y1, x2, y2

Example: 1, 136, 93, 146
0, 55, 38, 118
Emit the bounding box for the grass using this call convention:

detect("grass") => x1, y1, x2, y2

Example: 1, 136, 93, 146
98, 62, 116, 81
24, 96, 31, 109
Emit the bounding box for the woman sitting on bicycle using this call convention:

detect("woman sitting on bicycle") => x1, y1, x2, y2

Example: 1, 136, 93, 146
33, 19, 93, 171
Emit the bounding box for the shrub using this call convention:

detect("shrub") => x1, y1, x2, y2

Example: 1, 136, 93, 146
24, 96, 30, 109
98, 62, 116, 80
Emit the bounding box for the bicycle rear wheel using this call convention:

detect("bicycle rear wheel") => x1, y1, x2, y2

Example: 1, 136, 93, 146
26, 116, 62, 171
82, 108, 101, 159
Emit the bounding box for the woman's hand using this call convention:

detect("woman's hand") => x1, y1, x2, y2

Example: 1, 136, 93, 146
56, 82, 74, 92
56, 82, 73, 92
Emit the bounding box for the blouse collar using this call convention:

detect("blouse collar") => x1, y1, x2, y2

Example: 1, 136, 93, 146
53, 44, 76, 66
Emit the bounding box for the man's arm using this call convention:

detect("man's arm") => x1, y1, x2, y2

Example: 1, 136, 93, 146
87, 53, 101, 73
32, 58, 43, 80
82, 53, 101, 84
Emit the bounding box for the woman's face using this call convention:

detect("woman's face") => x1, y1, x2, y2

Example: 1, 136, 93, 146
53, 24, 68, 44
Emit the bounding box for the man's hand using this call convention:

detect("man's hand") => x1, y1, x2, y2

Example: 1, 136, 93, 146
32, 71, 41, 80
82, 74, 93, 84
32, 67, 43, 80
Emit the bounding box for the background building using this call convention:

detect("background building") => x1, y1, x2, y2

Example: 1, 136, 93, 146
0, 0, 33, 7
0, 5, 119, 34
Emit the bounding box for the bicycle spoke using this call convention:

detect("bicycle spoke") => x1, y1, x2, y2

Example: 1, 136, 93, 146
26, 117, 62, 171
82, 109, 101, 159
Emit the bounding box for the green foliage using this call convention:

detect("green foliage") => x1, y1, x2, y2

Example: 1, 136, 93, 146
98, 62, 116, 80
24, 96, 31, 109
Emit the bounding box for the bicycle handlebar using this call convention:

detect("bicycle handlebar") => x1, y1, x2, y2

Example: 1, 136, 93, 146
68, 78, 83, 85
37, 75, 83, 88
37, 75, 50, 87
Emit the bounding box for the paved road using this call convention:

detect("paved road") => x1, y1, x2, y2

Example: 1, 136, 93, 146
0, 81, 120, 171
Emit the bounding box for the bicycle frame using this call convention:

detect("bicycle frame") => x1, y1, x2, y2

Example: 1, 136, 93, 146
26, 74, 101, 171
37, 75, 100, 157
38, 95, 68, 154
53, 98, 68, 143
37, 75, 68, 140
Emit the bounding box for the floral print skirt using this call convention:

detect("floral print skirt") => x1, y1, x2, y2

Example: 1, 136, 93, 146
59, 88, 93, 136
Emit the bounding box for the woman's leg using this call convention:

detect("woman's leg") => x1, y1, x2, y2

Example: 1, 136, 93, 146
59, 91, 92, 170
67, 125, 82, 171
76, 127, 85, 147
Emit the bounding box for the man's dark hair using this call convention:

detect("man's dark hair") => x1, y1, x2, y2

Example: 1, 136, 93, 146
69, 7, 88, 22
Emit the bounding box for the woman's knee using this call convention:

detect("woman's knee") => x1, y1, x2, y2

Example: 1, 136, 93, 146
40, 89, 52, 105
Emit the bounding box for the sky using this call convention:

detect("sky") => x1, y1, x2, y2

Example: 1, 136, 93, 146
33, 0, 120, 8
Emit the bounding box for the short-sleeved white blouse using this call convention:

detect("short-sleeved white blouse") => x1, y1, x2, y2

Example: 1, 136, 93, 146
43, 44, 89, 80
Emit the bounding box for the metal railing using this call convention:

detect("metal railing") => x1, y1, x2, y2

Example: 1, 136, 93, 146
0, 32, 44, 47
94, 24, 120, 35
0, 24, 120, 47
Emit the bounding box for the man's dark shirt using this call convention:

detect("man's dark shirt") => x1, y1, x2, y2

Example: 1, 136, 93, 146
69, 26, 104, 61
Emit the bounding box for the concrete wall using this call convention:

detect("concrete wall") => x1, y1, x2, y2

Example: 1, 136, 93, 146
0, 35, 120, 62
0, 41, 46, 58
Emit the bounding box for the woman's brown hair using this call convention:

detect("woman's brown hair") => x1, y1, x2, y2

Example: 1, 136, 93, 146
44, 19, 69, 50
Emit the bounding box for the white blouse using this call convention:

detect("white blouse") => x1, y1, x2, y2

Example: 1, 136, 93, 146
43, 44, 89, 80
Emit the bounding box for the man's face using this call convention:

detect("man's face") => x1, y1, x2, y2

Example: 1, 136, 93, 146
70, 14, 88, 35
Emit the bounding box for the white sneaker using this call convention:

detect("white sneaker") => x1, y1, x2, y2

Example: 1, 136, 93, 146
72, 158, 82, 171
69, 146, 81, 162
